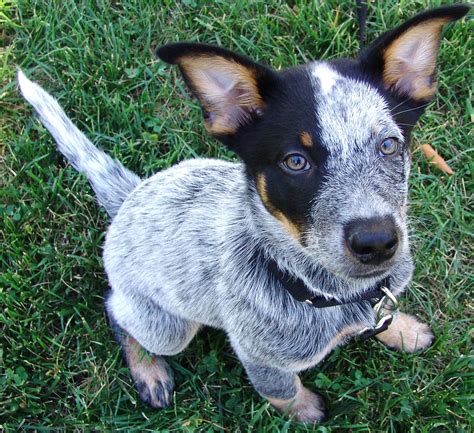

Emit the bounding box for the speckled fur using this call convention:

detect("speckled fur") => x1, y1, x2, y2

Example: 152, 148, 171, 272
18, 5, 468, 422
305, 63, 412, 287
17, 71, 140, 219
17, 69, 417, 418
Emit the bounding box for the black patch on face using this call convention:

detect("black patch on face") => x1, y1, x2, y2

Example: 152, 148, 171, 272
228, 66, 330, 235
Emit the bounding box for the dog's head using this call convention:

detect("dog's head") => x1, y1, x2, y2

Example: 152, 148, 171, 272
157, 5, 469, 282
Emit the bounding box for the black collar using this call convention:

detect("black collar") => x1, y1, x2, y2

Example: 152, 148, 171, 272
267, 258, 390, 308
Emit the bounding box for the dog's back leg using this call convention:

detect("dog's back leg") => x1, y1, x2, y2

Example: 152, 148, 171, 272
105, 290, 200, 408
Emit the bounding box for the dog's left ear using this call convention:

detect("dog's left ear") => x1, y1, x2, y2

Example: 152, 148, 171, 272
157, 42, 278, 138
360, 4, 470, 101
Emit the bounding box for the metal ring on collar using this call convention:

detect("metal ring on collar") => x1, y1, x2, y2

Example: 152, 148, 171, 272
373, 286, 398, 319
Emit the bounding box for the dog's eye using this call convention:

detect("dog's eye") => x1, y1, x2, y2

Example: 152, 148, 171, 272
379, 138, 399, 156
282, 154, 311, 172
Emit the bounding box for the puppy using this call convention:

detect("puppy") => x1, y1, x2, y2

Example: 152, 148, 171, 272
19, 4, 469, 423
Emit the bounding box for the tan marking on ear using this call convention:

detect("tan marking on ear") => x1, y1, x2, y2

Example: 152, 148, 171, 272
267, 377, 325, 423
256, 174, 302, 241
383, 18, 449, 100
178, 55, 264, 135
203, 120, 234, 135
299, 131, 313, 148
375, 311, 434, 352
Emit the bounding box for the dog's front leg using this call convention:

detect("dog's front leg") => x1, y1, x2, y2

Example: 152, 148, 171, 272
375, 310, 434, 353
241, 358, 325, 423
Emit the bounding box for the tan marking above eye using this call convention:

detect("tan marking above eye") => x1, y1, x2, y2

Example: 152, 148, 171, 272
300, 131, 313, 148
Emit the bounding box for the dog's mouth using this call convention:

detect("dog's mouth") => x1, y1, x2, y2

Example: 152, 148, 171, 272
348, 268, 388, 279
321, 255, 394, 281
304, 242, 396, 282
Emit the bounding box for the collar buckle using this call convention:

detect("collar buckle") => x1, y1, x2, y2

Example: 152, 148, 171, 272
357, 314, 393, 340
373, 286, 398, 320
357, 286, 398, 340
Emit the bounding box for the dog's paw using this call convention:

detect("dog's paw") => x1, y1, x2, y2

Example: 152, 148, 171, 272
375, 312, 434, 353
121, 334, 175, 408
268, 385, 326, 424
130, 354, 175, 408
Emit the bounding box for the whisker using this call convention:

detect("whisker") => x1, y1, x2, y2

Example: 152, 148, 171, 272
395, 122, 417, 127
392, 102, 430, 117
390, 97, 411, 113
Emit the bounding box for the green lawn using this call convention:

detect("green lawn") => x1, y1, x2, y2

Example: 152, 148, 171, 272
1, 0, 472, 431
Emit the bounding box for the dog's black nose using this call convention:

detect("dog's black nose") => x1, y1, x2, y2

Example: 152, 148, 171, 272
344, 217, 398, 265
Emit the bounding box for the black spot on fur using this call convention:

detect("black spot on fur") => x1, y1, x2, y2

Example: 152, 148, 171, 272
154, 379, 173, 408
136, 380, 152, 406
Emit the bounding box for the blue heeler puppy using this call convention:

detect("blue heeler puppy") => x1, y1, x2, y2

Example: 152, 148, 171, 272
18, 4, 469, 423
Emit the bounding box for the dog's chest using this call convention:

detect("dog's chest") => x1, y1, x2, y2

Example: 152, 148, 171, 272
224, 280, 373, 370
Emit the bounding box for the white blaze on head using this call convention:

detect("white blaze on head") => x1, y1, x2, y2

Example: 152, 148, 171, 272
309, 62, 402, 161
311, 63, 339, 94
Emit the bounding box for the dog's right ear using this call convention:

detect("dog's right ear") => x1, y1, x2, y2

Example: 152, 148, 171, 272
360, 4, 470, 102
157, 42, 278, 139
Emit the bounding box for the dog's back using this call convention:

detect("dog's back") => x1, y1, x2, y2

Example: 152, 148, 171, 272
104, 158, 244, 329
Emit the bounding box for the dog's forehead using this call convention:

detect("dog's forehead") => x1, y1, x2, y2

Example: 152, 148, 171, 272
308, 62, 402, 159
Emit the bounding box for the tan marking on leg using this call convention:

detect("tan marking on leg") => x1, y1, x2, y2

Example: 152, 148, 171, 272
255, 173, 302, 241
267, 376, 325, 423
123, 335, 174, 408
299, 131, 313, 148
375, 312, 434, 352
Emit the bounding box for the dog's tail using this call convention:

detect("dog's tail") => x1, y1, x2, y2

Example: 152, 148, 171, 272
18, 70, 141, 219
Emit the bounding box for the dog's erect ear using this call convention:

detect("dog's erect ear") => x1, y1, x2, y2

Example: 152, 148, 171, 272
157, 42, 278, 137
360, 5, 470, 101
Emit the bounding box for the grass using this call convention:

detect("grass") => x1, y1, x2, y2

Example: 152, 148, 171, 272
1, 0, 472, 431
